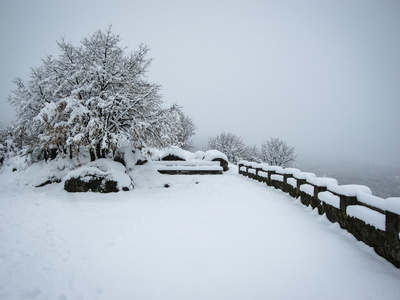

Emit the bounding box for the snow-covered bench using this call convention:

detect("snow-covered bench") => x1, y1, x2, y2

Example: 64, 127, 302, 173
151, 160, 223, 175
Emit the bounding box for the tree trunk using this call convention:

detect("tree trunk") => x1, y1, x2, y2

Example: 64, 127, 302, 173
96, 143, 101, 160
90, 149, 96, 162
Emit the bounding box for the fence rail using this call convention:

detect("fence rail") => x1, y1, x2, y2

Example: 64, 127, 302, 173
238, 161, 400, 268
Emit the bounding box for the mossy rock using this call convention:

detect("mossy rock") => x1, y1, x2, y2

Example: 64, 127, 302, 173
64, 175, 120, 193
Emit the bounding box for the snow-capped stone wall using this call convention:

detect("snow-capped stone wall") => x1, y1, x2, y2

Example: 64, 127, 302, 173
238, 160, 400, 269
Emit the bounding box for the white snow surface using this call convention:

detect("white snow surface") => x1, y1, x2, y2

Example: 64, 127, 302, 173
293, 171, 317, 180
258, 171, 268, 178
356, 193, 400, 215
319, 191, 341, 209
327, 184, 372, 197
287, 177, 297, 188
386, 197, 400, 214
1, 171, 400, 299
248, 168, 256, 175
261, 165, 283, 172
194, 151, 205, 160
280, 168, 300, 174
347, 205, 386, 231
300, 183, 315, 196
270, 174, 284, 182
127, 163, 172, 189
306, 176, 338, 187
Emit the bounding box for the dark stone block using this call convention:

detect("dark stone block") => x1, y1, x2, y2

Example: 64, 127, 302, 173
36, 178, 61, 188
136, 159, 148, 165
384, 242, 400, 268
162, 154, 185, 161
212, 158, 229, 172
65, 175, 123, 193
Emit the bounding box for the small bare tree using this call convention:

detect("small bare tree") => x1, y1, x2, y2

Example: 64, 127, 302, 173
260, 137, 296, 167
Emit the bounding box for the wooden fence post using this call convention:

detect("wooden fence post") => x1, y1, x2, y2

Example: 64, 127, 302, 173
385, 211, 400, 267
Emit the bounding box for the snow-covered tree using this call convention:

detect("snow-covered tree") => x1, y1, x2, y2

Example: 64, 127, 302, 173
0, 126, 21, 164
174, 107, 196, 150
243, 144, 261, 162
260, 137, 296, 167
0, 128, 6, 164
207, 132, 245, 164
9, 27, 186, 160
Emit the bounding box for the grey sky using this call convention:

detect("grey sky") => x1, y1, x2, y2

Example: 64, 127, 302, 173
1, 0, 399, 167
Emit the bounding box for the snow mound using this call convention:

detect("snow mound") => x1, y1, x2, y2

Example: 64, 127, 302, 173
204, 150, 229, 171
203, 150, 228, 162
0, 156, 84, 188
128, 163, 171, 189
114, 146, 146, 171
195, 151, 205, 160
159, 146, 195, 161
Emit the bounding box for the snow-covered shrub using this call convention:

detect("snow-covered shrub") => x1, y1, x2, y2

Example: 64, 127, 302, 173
64, 159, 132, 193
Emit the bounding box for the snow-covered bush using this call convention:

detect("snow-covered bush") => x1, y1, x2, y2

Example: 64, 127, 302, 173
64, 159, 132, 193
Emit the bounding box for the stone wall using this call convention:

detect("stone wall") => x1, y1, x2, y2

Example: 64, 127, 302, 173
238, 161, 400, 268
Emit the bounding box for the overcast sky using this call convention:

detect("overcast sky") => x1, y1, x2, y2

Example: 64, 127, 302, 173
1, 0, 399, 168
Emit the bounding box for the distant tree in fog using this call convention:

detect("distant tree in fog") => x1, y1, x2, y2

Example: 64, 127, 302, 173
243, 144, 261, 162
174, 107, 196, 150
260, 137, 296, 167
207, 132, 245, 164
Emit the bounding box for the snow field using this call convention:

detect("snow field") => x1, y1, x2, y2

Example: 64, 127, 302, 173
1, 174, 400, 299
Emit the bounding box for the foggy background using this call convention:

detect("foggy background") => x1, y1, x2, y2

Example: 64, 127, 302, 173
1, 0, 399, 195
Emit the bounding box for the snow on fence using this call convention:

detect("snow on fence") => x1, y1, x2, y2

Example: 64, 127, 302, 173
238, 161, 400, 268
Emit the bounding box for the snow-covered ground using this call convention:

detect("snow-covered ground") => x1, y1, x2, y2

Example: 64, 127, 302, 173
1, 169, 400, 299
